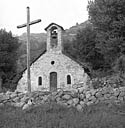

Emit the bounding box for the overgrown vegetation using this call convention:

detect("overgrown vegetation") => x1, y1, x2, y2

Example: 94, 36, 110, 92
87, 0, 125, 74
63, 0, 125, 82
0, 102, 125, 128
0, 29, 20, 91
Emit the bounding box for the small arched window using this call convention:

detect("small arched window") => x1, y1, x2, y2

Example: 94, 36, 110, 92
38, 76, 42, 86
67, 75, 71, 84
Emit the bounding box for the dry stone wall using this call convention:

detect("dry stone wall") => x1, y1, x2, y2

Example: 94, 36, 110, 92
0, 86, 125, 111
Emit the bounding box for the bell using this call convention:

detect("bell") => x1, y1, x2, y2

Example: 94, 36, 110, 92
51, 30, 57, 38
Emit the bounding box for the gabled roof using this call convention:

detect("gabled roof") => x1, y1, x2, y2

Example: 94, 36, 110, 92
45, 23, 64, 31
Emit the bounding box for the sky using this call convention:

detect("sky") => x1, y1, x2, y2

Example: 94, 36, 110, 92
0, 0, 89, 36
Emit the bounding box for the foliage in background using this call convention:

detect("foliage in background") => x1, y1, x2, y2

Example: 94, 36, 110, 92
17, 38, 46, 73
63, 0, 125, 81
87, 0, 125, 73
0, 29, 20, 91
72, 25, 105, 70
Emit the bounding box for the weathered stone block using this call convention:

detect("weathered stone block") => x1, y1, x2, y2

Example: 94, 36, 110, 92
49, 95, 56, 102
113, 89, 120, 96
78, 87, 84, 93
118, 96, 124, 102
90, 89, 97, 96
119, 91, 125, 97
99, 97, 105, 101
72, 98, 79, 105
104, 94, 111, 99
22, 103, 29, 110
89, 96, 96, 102
10, 93, 18, 98
94, 99, 99, 104
17, 93, 25, 98
79, 101, 85, 107
57, 100, 63, 105
0, 95, 9, 102
79, 94, 85, 100
57, 90, 63, 97
12, 102, 25, 108
56, 97, 61, 102
20, 96, 29, 103
27, 99, 33, 105
62, 94, 71, 100
72, 89, 79, 94
76, 104, 83, 111
12, 97, 20, 102
102, 86, 113, 94
67, 99, 73, 105
84, 98, 89, 103
86, 93, 91, 99
95, 92, 103, 98
6, 91, 12, 95
109, 96, 117, 101
119, 87, 125, 91
51, 91, 58, 96
86, 101, 93, 106
42, 96, 48, 102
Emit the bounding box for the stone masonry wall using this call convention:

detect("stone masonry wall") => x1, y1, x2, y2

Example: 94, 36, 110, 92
0, 86, 125, 111
17, 52, 88, 92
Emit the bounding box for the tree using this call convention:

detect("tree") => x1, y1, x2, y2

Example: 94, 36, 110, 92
71, 25, 104, 70
0, 29, 19, 91
88, 0, 125, 71
88, 0, 125, 73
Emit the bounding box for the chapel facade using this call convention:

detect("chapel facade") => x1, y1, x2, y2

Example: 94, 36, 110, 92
17, 23, 88, 92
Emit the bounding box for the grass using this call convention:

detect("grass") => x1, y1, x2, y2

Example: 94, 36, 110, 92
0, 102, 125, 128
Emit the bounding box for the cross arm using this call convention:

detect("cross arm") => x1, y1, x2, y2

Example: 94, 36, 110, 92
17, 19, 41, 29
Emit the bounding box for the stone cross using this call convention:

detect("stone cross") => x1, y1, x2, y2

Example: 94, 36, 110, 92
17, 7, 41, 93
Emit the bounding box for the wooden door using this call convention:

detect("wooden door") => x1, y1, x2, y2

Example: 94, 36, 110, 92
50, 72, 57, 91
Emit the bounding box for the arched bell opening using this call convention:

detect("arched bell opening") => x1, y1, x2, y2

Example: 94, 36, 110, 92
50, 26, 58, 48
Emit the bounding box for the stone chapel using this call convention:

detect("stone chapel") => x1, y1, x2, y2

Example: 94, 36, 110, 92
17, 23, 88, 92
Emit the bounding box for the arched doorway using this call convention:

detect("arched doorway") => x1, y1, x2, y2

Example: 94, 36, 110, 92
50, 72, 57, 91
